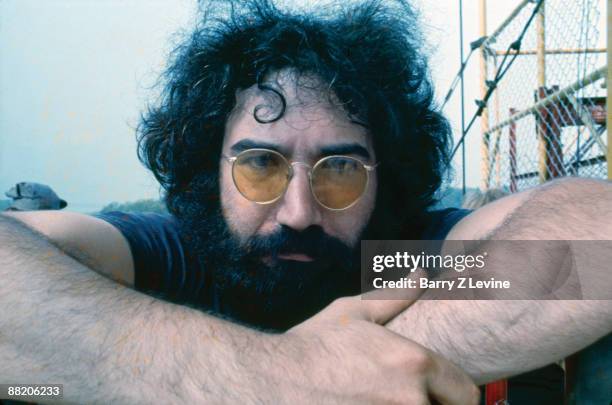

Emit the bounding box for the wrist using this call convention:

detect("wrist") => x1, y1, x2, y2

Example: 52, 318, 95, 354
178, 312, 281, 403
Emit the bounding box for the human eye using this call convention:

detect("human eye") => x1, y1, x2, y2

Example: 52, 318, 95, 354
244, 155, 269, 168
239, 151, 280, 172
326, 157, 358, 173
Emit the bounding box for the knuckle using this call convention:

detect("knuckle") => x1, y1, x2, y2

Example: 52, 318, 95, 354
330, 296, 349, 308
469, 384, 481, 405
405, 348, 432, 373
329, 296, 355, 314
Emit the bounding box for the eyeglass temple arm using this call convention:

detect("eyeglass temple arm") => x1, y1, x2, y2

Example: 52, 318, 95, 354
364, 162, 380, 171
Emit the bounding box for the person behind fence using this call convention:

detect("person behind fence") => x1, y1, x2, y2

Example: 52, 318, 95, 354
461, 188, 510, 210
1, 1, 611, 403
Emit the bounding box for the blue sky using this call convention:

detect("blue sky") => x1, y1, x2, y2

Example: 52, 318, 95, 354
0, 0, 199, 211
0, 0, 586, 212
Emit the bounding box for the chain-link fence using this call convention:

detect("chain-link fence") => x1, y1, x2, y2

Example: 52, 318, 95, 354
480, 0, 607, 192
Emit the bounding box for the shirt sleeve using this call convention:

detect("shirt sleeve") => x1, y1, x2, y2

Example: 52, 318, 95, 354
420, 208, 473, 240
93, 211, 193, 301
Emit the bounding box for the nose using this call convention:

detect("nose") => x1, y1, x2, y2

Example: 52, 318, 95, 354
275, 165, 323, 231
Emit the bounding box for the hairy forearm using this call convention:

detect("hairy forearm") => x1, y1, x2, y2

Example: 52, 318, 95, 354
388, 300, 610, 384
0, 214, 269, 403
388, 178, 612, 384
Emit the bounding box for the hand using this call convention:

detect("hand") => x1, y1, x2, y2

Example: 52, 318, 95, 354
259, 293, 480, 404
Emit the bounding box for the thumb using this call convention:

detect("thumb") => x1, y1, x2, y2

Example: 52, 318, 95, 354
355, 269, 428, 324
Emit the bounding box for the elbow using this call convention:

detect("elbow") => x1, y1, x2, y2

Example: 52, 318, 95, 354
529, 177, 612, 238
527, 176, 611, 213
535, 177, 611, 201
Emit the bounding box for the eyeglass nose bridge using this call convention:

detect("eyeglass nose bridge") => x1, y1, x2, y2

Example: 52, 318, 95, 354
287, 161, 314, 180
225, 149, 378, 210
285, 159, 371, 212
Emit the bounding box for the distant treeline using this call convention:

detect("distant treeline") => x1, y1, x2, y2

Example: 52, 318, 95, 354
433, 187, 477, 209
98, 189, 473, 214
2, 189, 474, 214
99, 198, 168, 214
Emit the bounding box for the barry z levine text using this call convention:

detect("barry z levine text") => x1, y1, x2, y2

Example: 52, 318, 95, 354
373, 277, 511, 290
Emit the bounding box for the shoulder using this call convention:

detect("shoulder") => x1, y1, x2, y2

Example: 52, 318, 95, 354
4, 210, 135, 285
94, 211, 186, 250
94, 211, 189, 292
94, 210, 183, 260
95, 211, 178, 232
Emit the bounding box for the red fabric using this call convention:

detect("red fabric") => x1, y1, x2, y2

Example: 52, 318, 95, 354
485, 379, 508, 405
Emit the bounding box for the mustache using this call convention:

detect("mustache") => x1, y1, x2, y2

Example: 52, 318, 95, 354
243, 225, 353, 261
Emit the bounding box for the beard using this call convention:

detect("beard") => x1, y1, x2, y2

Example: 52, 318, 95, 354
172, 172, 362, 331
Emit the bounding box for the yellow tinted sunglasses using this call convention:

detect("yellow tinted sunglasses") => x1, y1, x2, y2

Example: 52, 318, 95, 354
224, 148, 377, 210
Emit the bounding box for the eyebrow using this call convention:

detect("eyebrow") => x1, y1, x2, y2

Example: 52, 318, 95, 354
229, 139, 371, 161
230, 139, 285, 155
319, 143, 371, 160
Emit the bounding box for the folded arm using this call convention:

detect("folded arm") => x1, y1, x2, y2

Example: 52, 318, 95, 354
387, 178, 612, 384
0, 212, 275, 403
0, 212, 479, 404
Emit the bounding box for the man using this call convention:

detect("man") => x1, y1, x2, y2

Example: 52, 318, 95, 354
1, 0, 610, 403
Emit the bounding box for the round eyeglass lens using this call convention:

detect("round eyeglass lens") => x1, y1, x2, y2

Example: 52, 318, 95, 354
232, 149, 290, 203
311, 156, 368, 209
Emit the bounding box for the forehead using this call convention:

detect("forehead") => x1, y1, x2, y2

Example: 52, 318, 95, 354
223, 71, 371, 156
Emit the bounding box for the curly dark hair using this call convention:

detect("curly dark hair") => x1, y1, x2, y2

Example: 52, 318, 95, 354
138, 0, 451, 239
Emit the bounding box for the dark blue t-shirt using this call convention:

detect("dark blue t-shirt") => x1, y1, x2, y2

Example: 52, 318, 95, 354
95, 208, 563, 404
95, 208, 470, 301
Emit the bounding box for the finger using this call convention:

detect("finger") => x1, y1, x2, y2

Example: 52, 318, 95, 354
356, 295, 418, 324
358, 268, 428, 324
426, 353, 480, 405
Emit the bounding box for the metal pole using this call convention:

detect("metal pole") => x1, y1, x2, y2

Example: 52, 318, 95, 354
459, 0, 466, 195
482, 0, 531, 47
509, 108, 518, 192
493, 56, 502, 187
484, 66, 607, 134
608, 0, 611, 179
536, 1, 547, 183
479, 0, 489, 190
495, 47, 607, 56
484, 56, 502, 189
